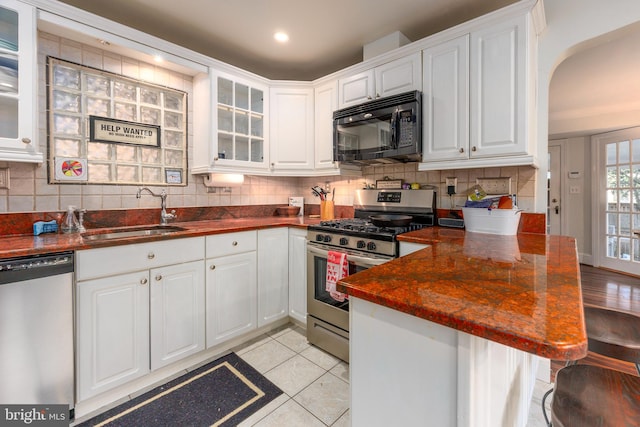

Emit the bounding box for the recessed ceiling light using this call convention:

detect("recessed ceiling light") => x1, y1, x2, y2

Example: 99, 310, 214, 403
274, 32, 289, 43
153, 55, 163, 63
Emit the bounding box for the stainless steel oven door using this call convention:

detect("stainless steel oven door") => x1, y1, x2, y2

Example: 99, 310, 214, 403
306, 243, 391, 331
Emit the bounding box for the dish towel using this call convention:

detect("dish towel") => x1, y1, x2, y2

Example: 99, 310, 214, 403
326, 251, 349, 302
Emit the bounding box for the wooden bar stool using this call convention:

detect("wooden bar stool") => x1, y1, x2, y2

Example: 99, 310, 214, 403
546, 307, 640, 426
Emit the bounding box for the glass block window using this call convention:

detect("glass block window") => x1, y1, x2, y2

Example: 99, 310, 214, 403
47, 57, 187, 186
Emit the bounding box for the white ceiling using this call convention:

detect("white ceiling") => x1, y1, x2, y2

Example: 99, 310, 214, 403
549, 24, 640, 139
56, 0, 516, 80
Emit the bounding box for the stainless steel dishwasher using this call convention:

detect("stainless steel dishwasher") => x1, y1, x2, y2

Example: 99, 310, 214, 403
0, 251, 74, 412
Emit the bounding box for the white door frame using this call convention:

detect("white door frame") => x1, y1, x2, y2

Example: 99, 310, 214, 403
547, 141, 564, 235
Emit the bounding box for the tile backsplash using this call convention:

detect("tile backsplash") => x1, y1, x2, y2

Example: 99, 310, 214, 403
0, 32, 537, 215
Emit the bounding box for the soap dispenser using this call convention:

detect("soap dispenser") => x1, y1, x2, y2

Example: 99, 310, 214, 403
61, 205, 80, 233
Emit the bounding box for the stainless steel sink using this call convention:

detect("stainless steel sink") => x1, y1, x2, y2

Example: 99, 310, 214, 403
82, 225, 187, 241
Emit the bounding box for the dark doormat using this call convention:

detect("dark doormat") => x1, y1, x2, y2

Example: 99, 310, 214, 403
76, 352, 283, 427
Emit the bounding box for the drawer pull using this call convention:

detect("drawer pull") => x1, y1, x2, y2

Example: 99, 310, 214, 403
210, 265, 216, 270
471, 146, 477, 152
232, 241, 238, 246
459, 147, 464, 153
155, 274, 162, 281
148, 252, 155, 259
140, 278, 148, 285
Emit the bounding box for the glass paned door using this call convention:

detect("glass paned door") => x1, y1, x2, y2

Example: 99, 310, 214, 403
595, 129, 640, 274
0, 5, 19, 139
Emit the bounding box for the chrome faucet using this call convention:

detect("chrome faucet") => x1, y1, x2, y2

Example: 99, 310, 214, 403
136, 187, 177, 225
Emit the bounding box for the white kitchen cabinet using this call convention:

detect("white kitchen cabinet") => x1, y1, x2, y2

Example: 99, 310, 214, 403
76, 271, 150, 402
193, 70, 269, 174
205, 231, 257, 347
288, 227, 307, 324
257, 228, 289, 327
338, 52, 421, 108
0, 0, 41, 163
422, 35, 469, 162
150, 260, 205, 371
314, 80, 339, 171
76, 237, 205, 401
469, 15, 528, 158
269, 86, 314, 172
421, 14, 536, 170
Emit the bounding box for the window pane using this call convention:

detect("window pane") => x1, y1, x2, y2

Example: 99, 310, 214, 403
619, 140, 630, 163
620, 237, 631, 260
606, 142, 617, 165
607, 213, 618, 234
236, 136, 249, 161
607, 236, 618, 258
251, 88, 263, 113
218, 133, 233, 159
0, 97, 18, 138
620, 213, 631, 235
0, 7, 19, 51
634, 239, 640, 262
607, 189, 618, 211
632, 139, 640, 163
218, 78, 233, 105
620, 166, 631, 188
235, 83, 248, 110
607, 166, 617, 188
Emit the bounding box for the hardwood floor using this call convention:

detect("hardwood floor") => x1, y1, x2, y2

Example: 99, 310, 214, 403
550, 264, 640, 381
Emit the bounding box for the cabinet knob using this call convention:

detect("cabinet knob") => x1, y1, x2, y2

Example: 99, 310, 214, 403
232, 241, 238, 246
140, 278, 148, 285
471, 146, 477, 152
210, 265, 216, 270
367, 96, 372, 100
214, 157, 219, 161
155, 274, 162, 281
376, 93, 380, 98
21, 138, 31, 144
459, 148, 464, 153
148, 252, 155, 259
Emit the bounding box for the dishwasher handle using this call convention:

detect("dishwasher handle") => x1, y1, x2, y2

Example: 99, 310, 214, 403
0, 252, 74, 284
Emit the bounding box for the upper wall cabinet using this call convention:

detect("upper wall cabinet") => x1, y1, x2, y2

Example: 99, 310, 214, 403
193, 70, 270, 174
0, 0, 41, 163
314, 80, 339, 171
269, 86, 314, 172
421, 12, 538, 170
338, 52, 422, 109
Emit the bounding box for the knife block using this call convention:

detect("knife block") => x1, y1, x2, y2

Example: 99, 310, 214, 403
320, 201, 335, 220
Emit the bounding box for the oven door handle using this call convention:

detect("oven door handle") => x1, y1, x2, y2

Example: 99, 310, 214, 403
307, 245, 390, 268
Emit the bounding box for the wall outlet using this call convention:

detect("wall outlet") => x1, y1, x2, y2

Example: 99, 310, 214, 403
0, 168, 9, 189
476, 177, 511, 195
445, 177, 457, 195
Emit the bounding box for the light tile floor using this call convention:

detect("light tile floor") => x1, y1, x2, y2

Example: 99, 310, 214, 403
235, 323, 552, 427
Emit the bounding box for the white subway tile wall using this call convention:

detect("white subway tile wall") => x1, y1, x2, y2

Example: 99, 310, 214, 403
0, 32, 537, 214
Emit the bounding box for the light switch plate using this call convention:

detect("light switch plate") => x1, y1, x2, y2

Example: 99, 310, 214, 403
0, 168, 9, 189
476, 177, 511, 195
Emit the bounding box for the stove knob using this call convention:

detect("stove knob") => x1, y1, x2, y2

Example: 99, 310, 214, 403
367, 241, 377, 251
339, 237, 349, 246
316, 234, 324, 242
357, 240, 366, 249
323, 235, 332, 243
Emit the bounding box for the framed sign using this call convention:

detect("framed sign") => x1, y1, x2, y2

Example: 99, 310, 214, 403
54, 157, 88, 181
90, 116, 160, 147
376, 179, 403, 189
165, 169, 183, 184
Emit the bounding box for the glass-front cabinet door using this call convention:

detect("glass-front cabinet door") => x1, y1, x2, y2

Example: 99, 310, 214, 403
0, 0, 40, 162
215, 75, 267, 169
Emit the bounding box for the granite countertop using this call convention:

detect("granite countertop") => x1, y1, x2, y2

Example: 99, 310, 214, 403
337, 227, 587, 360
0, 216, 321, 259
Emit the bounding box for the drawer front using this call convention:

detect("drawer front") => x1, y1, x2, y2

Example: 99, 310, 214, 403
77, 237, 205, 281
206, 231, 257, 258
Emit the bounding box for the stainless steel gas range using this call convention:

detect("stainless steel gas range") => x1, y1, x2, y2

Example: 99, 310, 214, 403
306, 188, 436, 361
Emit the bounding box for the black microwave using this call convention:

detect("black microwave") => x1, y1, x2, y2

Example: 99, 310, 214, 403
333, 90, 422, 164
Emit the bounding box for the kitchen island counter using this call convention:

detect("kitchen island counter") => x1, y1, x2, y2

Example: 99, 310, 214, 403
338, 228, 586, 427
337, 227, 586, 360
